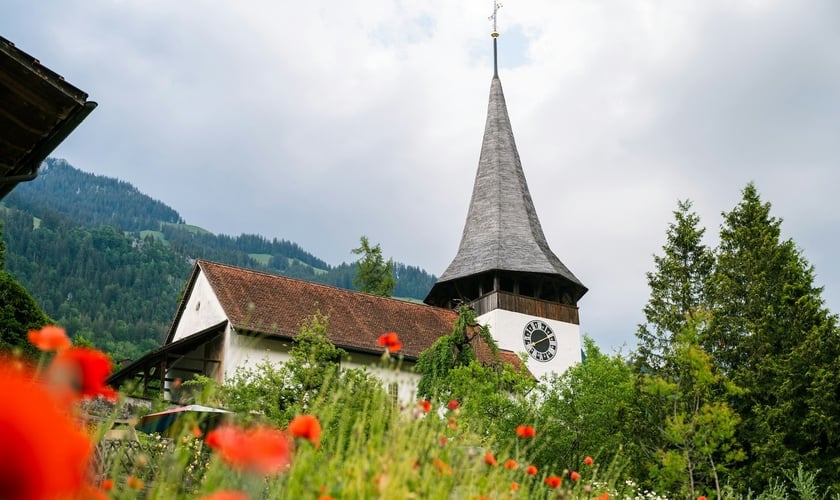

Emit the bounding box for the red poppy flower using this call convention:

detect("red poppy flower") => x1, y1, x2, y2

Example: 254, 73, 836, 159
511, 482, 520, 491
288, 414, 322, 446
0, 362, 93, 499
101, 479, 114, 492
447, 399, 460, 411
597, 494, 611, 500
698, 497, 707, 500
27, 325, 71, 351
206, 424, 292, 475
570, 471, 581, 481
544, 475, 562, 488
504, 459, 518, 469
515, 425, 536, 438
433, 457, 452, 475
526, 465, 538, 476
199, 492, 249, 500
377, 332, 403, 353
584, 456, 594, 466
418, 399, 432, 413
127, 476, 144, 490
439, 436, 448, 446
49, 347, 117, 401
484, 452, 497, 466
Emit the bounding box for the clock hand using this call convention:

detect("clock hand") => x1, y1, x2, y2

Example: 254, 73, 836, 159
531, 335, 552, 347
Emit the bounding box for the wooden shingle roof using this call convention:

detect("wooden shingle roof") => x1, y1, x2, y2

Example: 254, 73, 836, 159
188, 260, 460, 360
430, 75, 586, 297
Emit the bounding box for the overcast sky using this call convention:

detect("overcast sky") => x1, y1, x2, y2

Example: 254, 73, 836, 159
4, 0, 839, 353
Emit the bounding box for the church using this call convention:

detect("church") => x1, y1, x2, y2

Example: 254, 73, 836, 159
108, 26, 586, 400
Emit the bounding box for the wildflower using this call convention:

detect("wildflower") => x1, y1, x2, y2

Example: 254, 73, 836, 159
289, 414, 322, 446
597, 494, 611, 500
584, 456, 594, 466
515, 425, 536, 438
377, 332, 403, 353
439, 436, 448, 446
192, 426, 204, 438
448, 416, 458, 429
206, 424, 292, 475
27, 325, 71, 351
698, 497, 707, 500
318, 497, 335, 500
127, 476, 144, 490
484, 452, 497, 466
199, 492, 248, 500
49, 347, 117, 401
101, 479, 114, 492
0, 361, 93, 500
504, 459, 518, 469
570, 471, 581, 481
544, 475, 562, 488
419, 399, 432, 413
433, 457, 452, 475
447, 399, 460, 411
511, 482, 519, 491
525, 465, 538, 476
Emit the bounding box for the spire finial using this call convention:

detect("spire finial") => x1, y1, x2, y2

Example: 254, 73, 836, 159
489, 2, 502, 76
490, 1, 502, 37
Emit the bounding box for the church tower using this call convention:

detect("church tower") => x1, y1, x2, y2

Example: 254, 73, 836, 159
424, 22, 587, 380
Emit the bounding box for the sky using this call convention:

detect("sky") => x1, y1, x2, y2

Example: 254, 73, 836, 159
4, 0, 839, 354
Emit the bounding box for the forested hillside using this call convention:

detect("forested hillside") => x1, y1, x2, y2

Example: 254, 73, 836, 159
0, 159, 437, 360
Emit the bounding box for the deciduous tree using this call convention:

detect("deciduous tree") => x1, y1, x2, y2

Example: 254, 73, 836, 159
351, 236, 395, 297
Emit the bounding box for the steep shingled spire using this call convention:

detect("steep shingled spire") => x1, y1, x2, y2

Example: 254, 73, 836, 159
425, 31, 586, 308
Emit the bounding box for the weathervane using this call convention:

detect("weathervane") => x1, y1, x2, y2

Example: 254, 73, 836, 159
489, 1, 502, 38
489, 2, 502, 76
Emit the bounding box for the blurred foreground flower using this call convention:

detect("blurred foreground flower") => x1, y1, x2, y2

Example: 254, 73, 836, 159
544, 475, 562, 488
0, 362, 93, 499
377, 331, 403, 353
27, 325, 71, 351
515, 424, 536, 438
288, 414, 322, 446
199, 491, 249, 500
49, 347, 117, 401
206, 424, 292, 475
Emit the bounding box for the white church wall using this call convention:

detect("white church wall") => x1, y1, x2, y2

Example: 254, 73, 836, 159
478, 309, 582, 381
171, 271, 227, 342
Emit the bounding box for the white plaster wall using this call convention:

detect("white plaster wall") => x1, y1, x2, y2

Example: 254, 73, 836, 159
224, 333, 294, 381
478, 309, 581, 381
171, 271, 228, 342
224, 334, 420, 404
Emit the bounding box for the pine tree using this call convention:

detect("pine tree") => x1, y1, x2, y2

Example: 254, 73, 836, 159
635, 200, 714, 376
708, 183, 840, 490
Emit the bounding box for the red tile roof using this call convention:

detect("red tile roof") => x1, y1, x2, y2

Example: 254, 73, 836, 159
195, 260, 459, 360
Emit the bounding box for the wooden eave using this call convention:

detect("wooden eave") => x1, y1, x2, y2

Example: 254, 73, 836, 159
0, 36, 96, 200
107, 321, 227, 394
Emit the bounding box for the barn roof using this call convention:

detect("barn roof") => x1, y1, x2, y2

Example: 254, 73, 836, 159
0, 36, 96, 200
164, 260, 520, 368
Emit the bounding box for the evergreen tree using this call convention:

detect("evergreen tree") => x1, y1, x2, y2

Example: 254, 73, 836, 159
708, 183, 840, 491
351, 236, 395, 297
635, 200, 714, 376
0, 222, 50, 355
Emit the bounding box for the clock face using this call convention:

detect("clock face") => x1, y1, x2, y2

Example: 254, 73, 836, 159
522, 320, 557, 362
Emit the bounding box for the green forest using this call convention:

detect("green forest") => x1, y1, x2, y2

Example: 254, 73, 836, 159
0, 158, 436, 360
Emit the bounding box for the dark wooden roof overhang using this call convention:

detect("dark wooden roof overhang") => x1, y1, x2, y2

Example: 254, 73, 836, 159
0, 36, 97, 200
107, 321, 227, 397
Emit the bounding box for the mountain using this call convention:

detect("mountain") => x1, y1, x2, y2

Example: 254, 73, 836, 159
0, 158, 437, 360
